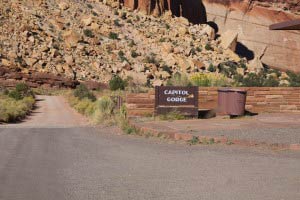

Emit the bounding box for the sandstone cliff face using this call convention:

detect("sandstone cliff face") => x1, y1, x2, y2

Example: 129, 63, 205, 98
203, 0, 300, 72
122, 0, 300, 72
122, 0, 207, 24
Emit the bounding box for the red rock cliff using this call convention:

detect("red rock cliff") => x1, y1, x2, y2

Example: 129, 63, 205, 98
203, 0, 300, 72
122, 0, 300, 72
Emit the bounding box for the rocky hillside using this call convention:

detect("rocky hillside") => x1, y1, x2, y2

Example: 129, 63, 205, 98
0, 0, 250, 87
119, 0, 300, 73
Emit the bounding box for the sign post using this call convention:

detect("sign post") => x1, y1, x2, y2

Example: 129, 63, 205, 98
155, 86, 198, 117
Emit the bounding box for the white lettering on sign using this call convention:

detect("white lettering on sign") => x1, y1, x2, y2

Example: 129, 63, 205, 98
166, 97, 187, 102
163, 90, 189, 95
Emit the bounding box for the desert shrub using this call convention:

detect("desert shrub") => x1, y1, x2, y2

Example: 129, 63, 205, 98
118, 50, 127, 62
9, 83, 34, 100
131, 50, 139, 58
109, 75, 127, 91
239, 60, 247, 69
218, 61, 238, 78
83, 29, 94, 38
263, 76, 279, 87
165, 23, 170, 30
109, 32, 119, 40
196, 47, 202, 52
73, 84, 96, 101
159, 110, 186, 121
166, 72, 191, 87
128, 39, 135, 47
92, 11, 98, 16
190, 48, 196, 55
190, 73, 230, 87
205, 43, 213, 51
233, 74, 244, 85
92, 96, 115, 124
287, 71, 300, 87
241, 73, 264, 87
114, 19, 121, 27
208, 63, 216, 72
159, 38, 166, 42
144, 54, 158, 65
8, 90, 22, 100
121, 12, 127, 20
87, 4, 93, 9
98, 96, 114, 116
126, 19, 132, 24
162, 65, 172, 74
73, 98, 96, 116
0, 96, 35, 122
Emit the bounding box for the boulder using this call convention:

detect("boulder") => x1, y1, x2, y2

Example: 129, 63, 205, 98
63, 30, 81, 48
220, 30, 238, 51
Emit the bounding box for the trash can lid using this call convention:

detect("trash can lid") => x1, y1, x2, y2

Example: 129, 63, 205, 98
229, 89, 247, 94
218, 88, 247, 93
218, 88, 231, 92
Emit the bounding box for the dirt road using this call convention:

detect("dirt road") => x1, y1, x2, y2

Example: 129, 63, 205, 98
2, 95, 89, 128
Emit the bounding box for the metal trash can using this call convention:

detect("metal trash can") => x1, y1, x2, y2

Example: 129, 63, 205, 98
218, 88, 247, 116
227, 89, 247, 116
217, 88, 230, 115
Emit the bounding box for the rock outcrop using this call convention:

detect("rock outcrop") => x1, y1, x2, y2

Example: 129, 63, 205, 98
203, 0, 300, 72
119, 0, 300, 72
0, 0, 247, 86
0, 66, 78, 88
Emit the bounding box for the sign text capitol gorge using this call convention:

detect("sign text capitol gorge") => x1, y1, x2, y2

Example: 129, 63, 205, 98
163, 89, 191, 102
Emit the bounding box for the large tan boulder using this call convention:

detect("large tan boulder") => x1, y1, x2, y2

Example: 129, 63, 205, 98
220, 30, 238, 51
62, 30, 81, 48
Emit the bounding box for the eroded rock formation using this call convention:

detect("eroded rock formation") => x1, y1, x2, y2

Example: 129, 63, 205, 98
203, 0, 300, 72
121, 0, 300, 72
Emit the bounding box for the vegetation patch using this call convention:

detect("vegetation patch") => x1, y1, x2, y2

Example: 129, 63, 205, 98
0, 83, 35, 123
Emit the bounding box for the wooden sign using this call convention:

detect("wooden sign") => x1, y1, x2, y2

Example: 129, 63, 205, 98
155, 86, 198, 117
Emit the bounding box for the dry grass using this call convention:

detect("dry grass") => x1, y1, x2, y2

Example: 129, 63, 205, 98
0, 95, 35, 123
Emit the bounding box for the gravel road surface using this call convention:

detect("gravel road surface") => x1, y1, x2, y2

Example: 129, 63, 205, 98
0, 96, 299, 200
1, 95, 89, 128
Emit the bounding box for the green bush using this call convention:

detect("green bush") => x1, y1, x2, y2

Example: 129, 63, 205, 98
0, 96, 35, 122
109, 76, 127, 91
208, 63, 216, 72
240, 73, 265, 87
73, 98, 96, 116
73, 84, 96, 101
144, 54, 158, 65
263, 76, 279, 87
92, 96, 115, 124
131, 50, 139, 58
114, 19, 121, 27
121, 12, 127, 20
87, 4, 93, 9
8, 83, 34, 100
109, 32, 119, 40
205, 43, 213, 51
98, 96, 114, 116
190, 73, 229, 87
162, 65, 172, 74
83, 29, 94, 38
287, 71, 300, 87
8, 90, 22, 100
166, 72, 191, 87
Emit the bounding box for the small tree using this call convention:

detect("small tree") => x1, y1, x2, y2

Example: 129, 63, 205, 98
109, 76, 127, 91
73, 84, 96, 101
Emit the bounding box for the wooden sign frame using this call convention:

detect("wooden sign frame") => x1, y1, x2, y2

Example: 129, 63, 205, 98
155, 86, 198, 117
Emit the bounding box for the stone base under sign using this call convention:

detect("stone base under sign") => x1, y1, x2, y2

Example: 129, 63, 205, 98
155, 107, 198, 118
